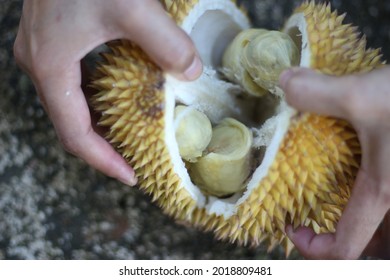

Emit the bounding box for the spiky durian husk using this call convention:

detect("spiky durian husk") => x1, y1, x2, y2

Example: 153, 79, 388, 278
160, 0, 197, 24
92, 0, 384, 256
93, 41, 198, 221
296, 2, 382, 74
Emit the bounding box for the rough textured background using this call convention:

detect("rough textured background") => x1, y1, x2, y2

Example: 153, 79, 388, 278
0, 0, 389, 259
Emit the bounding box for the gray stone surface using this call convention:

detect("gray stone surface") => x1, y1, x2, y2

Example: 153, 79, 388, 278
0, 0, 389, 259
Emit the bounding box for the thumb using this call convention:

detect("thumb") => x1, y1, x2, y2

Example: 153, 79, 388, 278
115, 0, 202, 81
279, 68, 357, 119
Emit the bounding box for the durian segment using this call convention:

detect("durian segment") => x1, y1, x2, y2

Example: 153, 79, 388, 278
222, 29, 300, 96
221, 29, 269, 97
174, 105, 212, 162
189, 118, 253, 197
242, 30, 300, 95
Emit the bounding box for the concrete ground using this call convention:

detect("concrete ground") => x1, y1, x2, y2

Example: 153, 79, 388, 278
0, 0, 389, 259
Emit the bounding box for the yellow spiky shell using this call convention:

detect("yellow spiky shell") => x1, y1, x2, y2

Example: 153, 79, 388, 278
92, 0, 384, 256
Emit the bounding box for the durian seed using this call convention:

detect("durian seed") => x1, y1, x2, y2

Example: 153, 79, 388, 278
189, 118, 253, 197
174, 105, 212, 162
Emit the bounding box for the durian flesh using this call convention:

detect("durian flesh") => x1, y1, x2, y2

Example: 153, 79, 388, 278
92, 0, 384, 256
189, 118, 253, 197
174, 105, 212, 162
222, 29, 300, 97
177, 29, 298, 197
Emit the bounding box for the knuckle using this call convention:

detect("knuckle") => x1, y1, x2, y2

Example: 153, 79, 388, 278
59, 134, 80, 156
57, 128, 89, 156
12, 33, 53, 79
57, 124, 94, 158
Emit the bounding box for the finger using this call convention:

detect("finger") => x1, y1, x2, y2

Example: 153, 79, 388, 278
38, 63, 137, 186
113, 0, 202, 81
285, 225, 335, 259
279, 68, 358, 119
287, 169, 388, 259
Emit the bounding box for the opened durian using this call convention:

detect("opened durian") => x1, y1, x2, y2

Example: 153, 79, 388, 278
92, 0, 384, 256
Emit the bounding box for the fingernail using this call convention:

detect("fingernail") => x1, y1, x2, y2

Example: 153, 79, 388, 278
129, 176, 138, 186
184, 55, 203, 80
118, 171, 137, 186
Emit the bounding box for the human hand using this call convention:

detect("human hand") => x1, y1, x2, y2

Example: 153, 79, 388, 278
279, 67, 390, 259
14, 0, 202, 186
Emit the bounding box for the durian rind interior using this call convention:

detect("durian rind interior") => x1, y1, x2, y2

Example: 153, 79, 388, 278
92, 0, 384, 254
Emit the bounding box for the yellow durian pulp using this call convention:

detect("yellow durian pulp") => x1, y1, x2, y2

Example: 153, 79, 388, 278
92, 0, 384, 256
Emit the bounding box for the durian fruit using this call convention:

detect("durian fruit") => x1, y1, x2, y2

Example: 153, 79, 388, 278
92, 0, 384, 256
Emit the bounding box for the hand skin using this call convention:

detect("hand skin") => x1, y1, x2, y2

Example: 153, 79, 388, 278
280, 67, 390, 259
14, 0, 202, 186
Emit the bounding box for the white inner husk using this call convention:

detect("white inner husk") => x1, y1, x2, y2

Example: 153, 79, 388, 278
164, 0, 307, 218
